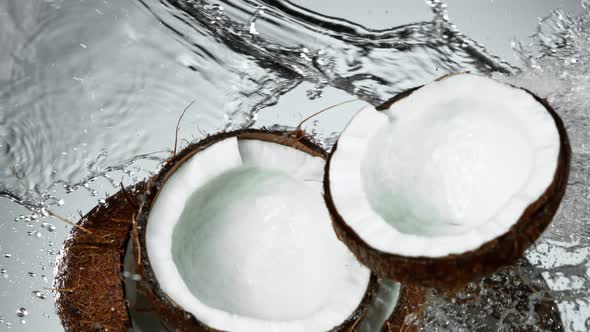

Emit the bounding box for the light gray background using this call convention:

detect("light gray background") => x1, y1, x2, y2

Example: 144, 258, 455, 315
0, 0, 585, 331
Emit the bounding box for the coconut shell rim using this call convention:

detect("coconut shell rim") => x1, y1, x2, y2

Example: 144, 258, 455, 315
323, 81, 572, 288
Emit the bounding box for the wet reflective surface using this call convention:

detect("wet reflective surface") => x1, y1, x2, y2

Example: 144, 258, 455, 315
0, 0, 589, 330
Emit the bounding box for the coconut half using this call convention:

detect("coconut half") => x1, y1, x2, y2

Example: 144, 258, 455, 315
138, 130, 374, 332
325, 73, 571, 287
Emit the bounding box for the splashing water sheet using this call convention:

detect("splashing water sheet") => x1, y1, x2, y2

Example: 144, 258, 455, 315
0, 0, 589, 330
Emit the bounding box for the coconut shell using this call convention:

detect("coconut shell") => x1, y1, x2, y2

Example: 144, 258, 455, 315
136, 129, 379, 332
324, 85, 571, 288
54, 183, 144, 332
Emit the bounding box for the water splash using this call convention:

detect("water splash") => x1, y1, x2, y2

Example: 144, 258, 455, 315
416, 260, 563, 331
147, 0, 516, 123
422, 7, 590, 332
0, 0, 517, 211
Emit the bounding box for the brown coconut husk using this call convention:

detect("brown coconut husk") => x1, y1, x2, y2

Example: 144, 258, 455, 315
324, 81, 571, 288
54, 183, 144, 332
135, 129, 381, 332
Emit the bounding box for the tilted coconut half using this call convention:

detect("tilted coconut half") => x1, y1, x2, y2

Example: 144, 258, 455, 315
324, 73, 571, 287
137, 129, 376, 332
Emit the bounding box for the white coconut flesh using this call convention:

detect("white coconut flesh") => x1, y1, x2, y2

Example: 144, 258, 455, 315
146, 137, 371, 332
329, 74, 561, 258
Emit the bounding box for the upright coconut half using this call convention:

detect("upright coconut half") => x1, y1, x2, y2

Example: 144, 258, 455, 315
137, 129, 375, 332
324, 73, 571, 287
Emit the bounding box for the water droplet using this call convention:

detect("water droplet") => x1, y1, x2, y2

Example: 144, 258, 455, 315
4, 253, 12, 258
32, 291, 46, 300
16, 308, 28, 317
28, 272, 36, 277
247, 5, 265, 35
209, 3, 224, 11
27, 230, 42, 238
42, 313, 50, 318
20, 319, 25, 325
